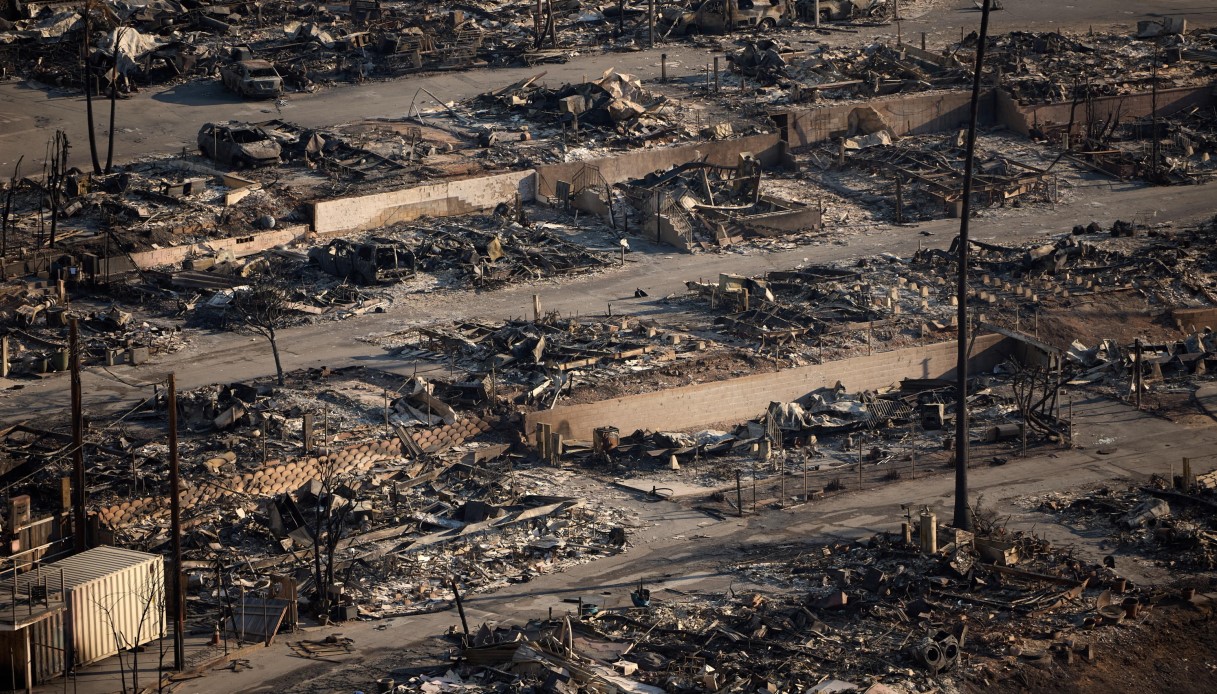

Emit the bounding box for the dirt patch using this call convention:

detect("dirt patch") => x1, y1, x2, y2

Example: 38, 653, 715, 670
1031, 292, 1175, 352
974, 597, 1217, 694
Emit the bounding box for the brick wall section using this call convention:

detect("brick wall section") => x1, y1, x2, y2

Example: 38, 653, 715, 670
525, 335, 1014, 443
97, 437, 404, 528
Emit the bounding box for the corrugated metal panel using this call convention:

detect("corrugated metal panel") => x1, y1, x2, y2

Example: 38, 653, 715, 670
21, 547, 165, 668
226, 597, 291, 645
29, 609, 65, 684
67, 554, 165, 666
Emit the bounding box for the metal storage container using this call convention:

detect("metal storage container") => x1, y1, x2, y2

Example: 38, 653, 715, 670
35, 547, 165, 668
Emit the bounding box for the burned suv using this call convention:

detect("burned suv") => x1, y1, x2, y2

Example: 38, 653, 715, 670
220, 59, 283, 99
197, 122, 282, 168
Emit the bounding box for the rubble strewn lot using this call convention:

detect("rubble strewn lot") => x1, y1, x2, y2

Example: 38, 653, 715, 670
732, 26, 1217, 105
361, 471, 1217, 694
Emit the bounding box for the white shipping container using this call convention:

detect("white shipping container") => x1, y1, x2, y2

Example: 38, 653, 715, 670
37, 547, 166, 667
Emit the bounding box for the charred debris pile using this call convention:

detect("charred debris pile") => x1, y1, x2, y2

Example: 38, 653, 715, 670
0, 363, 642, 622
377, 503, 1217, 694
729, 27, 1217, 105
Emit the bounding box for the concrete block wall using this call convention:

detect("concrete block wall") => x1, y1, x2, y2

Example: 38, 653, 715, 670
775, 91, 994, 149
534, 133, 784, 199
525, 334, 1013, 443
129, 225, 310, 270
97, 438, 403, 528
998, 84, 1215, 137
311, 170, 537, 235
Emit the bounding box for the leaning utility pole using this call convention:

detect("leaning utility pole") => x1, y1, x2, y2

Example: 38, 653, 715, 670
70, 318, 87, 550
953, 0, 994, 532
168, 373, 185, 671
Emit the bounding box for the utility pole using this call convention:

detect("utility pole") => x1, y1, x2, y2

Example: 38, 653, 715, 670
953, 0, 993, 532
70, 318, 87, 551
168, 373, 185, 671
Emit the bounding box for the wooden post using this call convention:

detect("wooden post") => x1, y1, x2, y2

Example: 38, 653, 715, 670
814, 0, 821, 28
803, 457, 808, 500
779, 456, 785, 507
60, 477, 71, 514
533, 294, 541, 321
713, 57, 720, 93
895, 176, 903, 224
661, 53, 667, 82
736, 470, 743, 517
70, 318, 86, 551
1068, 395, 1074, 444
302, 412, 314, 453
857, 437, 863, 490
751, 465, 757, 514
0, 334, 7, 378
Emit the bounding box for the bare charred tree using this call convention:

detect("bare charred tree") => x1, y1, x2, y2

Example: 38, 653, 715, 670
105, 26, 128, 174
302, 457, 354, 617
94, 564, 166, 694
82, 1, 102, 174
1, 156, 21, 257
228, 267, 290, 386
1006, 358, 1063, 454
47, 131, 70, 248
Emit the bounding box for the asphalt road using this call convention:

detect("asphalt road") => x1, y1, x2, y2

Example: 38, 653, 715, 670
0, 0, 1196, 171
2, 170, 1213, 424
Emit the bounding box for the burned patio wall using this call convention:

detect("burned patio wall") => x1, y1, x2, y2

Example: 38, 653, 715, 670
996, 84, 1217, 137
525, 333, 1014, 444
534, 134, 784, 200
775, 91, 996, 149
129, 225, 310, 270
311, 171, 537, 235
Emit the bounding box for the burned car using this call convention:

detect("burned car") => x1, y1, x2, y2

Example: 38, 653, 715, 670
197, 122, 282, 168
220, 59, 284, 99
662, 0, 795, 35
